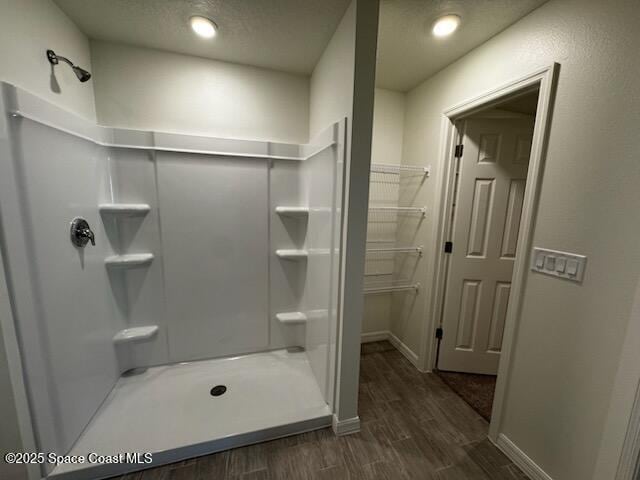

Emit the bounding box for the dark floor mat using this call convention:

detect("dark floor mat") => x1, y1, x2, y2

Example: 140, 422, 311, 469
435, 370, 497, 421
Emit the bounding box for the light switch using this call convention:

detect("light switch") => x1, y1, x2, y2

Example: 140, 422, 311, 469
531, 247, 586, 282
544, 255, 556, 270
566, 259, 579, 276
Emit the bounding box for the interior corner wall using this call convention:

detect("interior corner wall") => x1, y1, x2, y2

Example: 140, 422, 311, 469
0, 0, 96, 121
362, 88, 405, 336
394, 0, 640, 478
90, 41, 310, 144
308, 2, 355, 139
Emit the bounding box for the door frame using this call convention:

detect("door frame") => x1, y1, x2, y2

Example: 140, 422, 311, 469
420, 63, 559, 442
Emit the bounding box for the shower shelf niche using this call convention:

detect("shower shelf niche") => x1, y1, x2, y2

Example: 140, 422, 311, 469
113, 325, 159, 344
275, 312, 307, 324
99, 203, 151, 216
276, 249, 308, 260
275, 206, 309, 218
105, 253, 154, 268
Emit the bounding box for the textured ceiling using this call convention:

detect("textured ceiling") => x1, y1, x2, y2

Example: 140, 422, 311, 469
53, 0, 350, 75
54, 0, 549, 90
377, 0, 549, 91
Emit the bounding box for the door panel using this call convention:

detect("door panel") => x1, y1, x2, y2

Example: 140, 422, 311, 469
501, 179, 526, 258
456, 280, 482, 349
439, 118, 533, 374
467, 179, 494, 257
487, 282, 511, 352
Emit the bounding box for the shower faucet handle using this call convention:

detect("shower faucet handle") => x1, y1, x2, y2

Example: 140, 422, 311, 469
70, 217, 96, 247
79, 227, 95, 246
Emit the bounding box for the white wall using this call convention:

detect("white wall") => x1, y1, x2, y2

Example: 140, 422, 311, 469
0, 2, 94, 472
309, 1, 357, 424
0, 251, 29, 480
309, 0, 379, 426
91, 41, 310, 143
301, 137, 343, 405
0, 92, 122, 468
157, 153, 270, 361
309, 3, 356, 139
270, 161, 307, 349
371, 89, 405, 166
362, 88, 405, 336
0, 0, 96, 120
394, 0, 640, 478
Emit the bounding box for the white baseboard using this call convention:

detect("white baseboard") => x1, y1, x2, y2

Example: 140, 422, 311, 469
332, 415, 360, 436
495, 434, 553, 480
388, 332, 419, 368
360, 330, 419, 368
361, 330, 390, 343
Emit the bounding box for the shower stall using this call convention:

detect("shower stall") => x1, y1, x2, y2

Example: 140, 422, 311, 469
0, 82, 346, 479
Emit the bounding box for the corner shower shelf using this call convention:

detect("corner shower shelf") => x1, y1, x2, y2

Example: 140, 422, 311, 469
99, 203, 151, 216
369, 206, 427, 216
275, 312, 308, 324
275, 206, 309, 218
276, 249, 308, 260
364, 283, 421, 295
105, 253, 154, 268
113, 325, 159, 344
370, 163, 430, 176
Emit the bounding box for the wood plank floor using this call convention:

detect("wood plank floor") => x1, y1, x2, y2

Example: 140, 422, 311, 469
112, 341, 528, 480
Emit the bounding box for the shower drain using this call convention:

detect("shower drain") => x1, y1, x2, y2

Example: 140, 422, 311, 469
210, 385, 227, 397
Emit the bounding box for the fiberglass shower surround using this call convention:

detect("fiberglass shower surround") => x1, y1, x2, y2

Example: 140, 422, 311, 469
0, 83, 345, 479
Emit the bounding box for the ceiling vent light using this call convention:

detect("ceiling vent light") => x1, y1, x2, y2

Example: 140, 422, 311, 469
190, 16, 217, 39
432, 14, 461, 37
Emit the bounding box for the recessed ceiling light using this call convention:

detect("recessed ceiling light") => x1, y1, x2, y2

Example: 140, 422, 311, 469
432, 14, 461, 37
190, 16, 217, 39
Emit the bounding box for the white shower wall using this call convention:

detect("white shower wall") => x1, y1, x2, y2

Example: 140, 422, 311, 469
0, 84, 343, 467
301, 123, 345, 406
157, 153, 270, 361
0, 87, 121, 467
106, 148, 168, 369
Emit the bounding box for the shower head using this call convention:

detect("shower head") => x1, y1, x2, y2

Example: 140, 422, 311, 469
72, 66, 91, 82
46, 49, 92, 83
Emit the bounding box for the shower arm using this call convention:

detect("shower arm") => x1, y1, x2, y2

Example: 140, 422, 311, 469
46, 49, 92, 82
48, 52, 73, 67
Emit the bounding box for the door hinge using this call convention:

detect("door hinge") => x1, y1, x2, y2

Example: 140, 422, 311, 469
454, 144, 464, 158
444, 241, 453, 253
435, 327, 444, 339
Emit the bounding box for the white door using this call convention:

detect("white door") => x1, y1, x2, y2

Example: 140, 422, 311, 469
439, 117, 534, 374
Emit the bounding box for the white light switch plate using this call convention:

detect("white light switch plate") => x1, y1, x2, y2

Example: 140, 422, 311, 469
531, 247, 586, 282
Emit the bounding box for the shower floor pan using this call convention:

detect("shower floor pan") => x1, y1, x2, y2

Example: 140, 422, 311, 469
50, 348, 332, 480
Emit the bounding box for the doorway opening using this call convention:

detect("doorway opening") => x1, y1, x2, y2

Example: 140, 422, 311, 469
434, 89, 540, 422
424, 65, 558, 443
